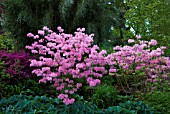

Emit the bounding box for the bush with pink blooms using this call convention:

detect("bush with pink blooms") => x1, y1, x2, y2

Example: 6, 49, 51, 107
26, 26, 170, 105
26, 26, 107, 105
106, 35, 170, 96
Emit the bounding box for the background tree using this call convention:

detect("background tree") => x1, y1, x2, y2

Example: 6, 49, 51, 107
124, 0, 170, 55
2, 0, 128, 49
0, 0, 4, 34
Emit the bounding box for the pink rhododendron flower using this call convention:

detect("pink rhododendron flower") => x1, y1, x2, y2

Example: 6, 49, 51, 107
34, 35, 39, 39
57, 26, 64, 32
128, 39, 135, 43
113, 46, 121, 51
136, 35, 141, 39
39, 77, 47, 83
109, 69, 117, 73
27, 33, 34, 37
31, 50, 38, 54
149, 39, 157, 46
38, 30, 45, 35
89, 81, 97, 87
76, 83, 82, 88
43, 26, 49, 31
64, 90, 69, 93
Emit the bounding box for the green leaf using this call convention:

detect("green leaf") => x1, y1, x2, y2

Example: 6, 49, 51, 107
116, 106, 121, 113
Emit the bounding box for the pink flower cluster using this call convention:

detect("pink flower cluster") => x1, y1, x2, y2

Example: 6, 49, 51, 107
26, 26, 170, 104
26, 26, 107, 105
58, 94, 75, 105
107, 35, 170, 89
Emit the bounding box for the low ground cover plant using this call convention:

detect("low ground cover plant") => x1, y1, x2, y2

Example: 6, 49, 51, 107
0, 95, 158, 114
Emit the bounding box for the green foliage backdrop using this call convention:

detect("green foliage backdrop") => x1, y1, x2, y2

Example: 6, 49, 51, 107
125, 0, 170, 55
2, 0, 128, 49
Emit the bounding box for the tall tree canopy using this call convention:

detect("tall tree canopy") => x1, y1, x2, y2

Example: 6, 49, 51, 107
2, 0, 127, 49
124, 0, 170, 54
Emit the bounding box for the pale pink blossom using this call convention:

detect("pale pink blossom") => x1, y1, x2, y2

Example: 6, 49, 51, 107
136, 35, 141, 39
38, 30, 45, 35
43, 26, 49, 31
34, 35, 39, 39
57, 26, 64, 32
128, 39, 135, 43
27, 33, 34, 37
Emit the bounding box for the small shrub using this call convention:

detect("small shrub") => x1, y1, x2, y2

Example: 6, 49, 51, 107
89, 84, 118, 109
0, 65, 58, 99
106, 35, 170, 97
0, 51, 58, 99
144, 91, 170, 113
0, 74, 59, 99
0, 32, 15, 51
0, 50, 34, 79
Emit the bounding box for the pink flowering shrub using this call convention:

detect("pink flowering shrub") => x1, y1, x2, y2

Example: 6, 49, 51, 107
26, 26, 107, 105
107, 35, 170, 95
